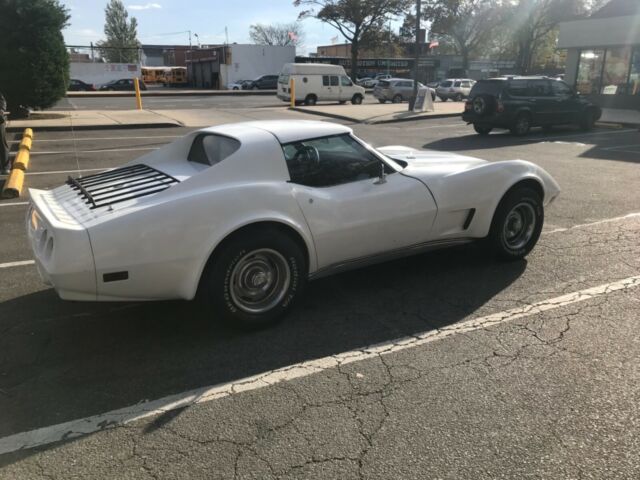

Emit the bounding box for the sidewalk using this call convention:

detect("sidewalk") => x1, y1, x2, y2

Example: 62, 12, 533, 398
293, 101, 464, 124
599, 107, 640, 127
67, 89, 277, 98
7, 109, 182, 132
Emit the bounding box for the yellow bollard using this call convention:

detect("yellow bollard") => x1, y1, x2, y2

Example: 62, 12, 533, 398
134, 77, 143, 110
23, 128, 33, 139
1, 167, 25, 199
13, 147, 30, 171
290, 77, 295, 108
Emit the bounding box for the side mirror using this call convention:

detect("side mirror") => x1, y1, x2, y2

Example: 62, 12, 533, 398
374, 162, 387, 185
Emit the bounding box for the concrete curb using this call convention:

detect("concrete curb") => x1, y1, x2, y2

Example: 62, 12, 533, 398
67, 90, 278, 98
595, 121, 639, 129
291, 107, 462, 125
6, 122, 182, 133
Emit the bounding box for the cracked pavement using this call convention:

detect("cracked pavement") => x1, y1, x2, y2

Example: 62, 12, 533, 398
1, 119, 639, 478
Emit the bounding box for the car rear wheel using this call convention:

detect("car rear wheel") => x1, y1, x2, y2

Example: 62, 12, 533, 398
304, 94, 317, 106
392, 94, 403, 103
486, 187, 544, 261
454, 93, 463, 101
439, 96, 447, 102
580, 109, 595, 131
511, 113, 531, 136
473, 124, 492, 135
351, 94, 363, 105
200, 229, 307, 329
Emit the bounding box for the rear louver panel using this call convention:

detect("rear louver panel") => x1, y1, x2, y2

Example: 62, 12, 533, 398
66, 164, 179, 210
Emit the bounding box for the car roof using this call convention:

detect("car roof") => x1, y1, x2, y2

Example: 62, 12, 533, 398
200, 120, 353, 145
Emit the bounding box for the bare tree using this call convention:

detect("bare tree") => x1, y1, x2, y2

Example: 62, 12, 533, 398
249, 22, 304, 47
294, 0, 411, 79
510, 0, 585, 74
424, 0, 505, 71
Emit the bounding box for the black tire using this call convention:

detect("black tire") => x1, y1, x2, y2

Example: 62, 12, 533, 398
392, 94, 403, 104
454, 93, 463, 101
351, 94, 363, 105
378, 98, 387, 104
473, 124, 492, 135
304, 94, 317, 106
439, 96, 447, 102
200, 229, 307, 329
486, 187, 544, 261
510, 112, 531, 136
580, 109, 595, 131
252, 85, 259, 90
431, 93, 436, 101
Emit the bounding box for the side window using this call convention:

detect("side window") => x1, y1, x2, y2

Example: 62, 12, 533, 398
507, 79, 528, 97
283, 134, 385, 188
454, 81, 461, 87
461, 81, 471, 88
322, 75, 330, 86
188, 134, 241, 166
528, 80, 551, 96
340, 76, 353, 87
330, 76, 339, 86
551, 81, 572, 96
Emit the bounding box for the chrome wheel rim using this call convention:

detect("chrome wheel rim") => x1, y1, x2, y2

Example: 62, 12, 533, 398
503, 202, 536, 250
473, 98, 485, 114
230, 249, 290, 314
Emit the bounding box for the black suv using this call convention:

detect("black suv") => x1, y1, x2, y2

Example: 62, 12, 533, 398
462, 77, 602, 136
243, 75, 278, 90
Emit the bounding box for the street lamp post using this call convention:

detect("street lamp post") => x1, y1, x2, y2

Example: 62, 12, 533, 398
410, 0, 421, 110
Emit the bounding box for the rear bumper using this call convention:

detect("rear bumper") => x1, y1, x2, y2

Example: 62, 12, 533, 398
27, 190, 97, 301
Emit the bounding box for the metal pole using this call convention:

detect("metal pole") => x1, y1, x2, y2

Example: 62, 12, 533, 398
410, 0, 421, 110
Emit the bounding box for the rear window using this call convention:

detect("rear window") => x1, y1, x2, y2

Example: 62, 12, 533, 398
470, 80, 505, 96
378, 80, 391, 88
440, 81, 453, 87
188, 134, 241, 166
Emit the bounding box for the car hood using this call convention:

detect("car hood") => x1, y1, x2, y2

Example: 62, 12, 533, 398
378, 146, 487, 177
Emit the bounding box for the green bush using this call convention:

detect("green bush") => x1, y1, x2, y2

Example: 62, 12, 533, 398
0, 0, 70, 111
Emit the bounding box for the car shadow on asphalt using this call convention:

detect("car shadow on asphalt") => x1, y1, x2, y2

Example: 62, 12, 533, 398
422, 126, 640, 164
0, 244, 526, 463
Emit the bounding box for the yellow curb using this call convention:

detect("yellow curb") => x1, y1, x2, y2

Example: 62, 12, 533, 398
1, 168, 24, 199
13, 128, 34, 171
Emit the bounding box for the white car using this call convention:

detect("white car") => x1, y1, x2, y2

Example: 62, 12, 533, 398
227, 80, 248, 90
27, 120, 559, 328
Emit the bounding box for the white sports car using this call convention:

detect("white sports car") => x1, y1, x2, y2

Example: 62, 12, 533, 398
27, 120, 560, 327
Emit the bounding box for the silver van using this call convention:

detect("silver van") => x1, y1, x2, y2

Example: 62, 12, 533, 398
436, 78, 475, 101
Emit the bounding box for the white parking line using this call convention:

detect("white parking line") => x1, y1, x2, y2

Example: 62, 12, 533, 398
0, 273, 637, 456
542, 212, 640, 234
0, 260, 35, 269
31, 147, 159, 155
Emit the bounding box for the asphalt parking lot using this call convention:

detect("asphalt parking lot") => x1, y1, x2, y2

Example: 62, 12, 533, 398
1, 116, 639, 479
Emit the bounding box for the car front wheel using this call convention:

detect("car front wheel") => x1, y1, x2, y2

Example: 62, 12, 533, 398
486, 187, 544, 260
200, 229, 307, 329
579, 110, 595, 131
351, 94, 363, 105
511, 113, 531, 136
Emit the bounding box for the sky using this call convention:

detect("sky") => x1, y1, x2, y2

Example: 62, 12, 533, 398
60, 0, 402, 55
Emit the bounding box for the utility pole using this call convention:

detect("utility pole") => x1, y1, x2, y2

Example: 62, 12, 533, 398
410, 0, 421, 110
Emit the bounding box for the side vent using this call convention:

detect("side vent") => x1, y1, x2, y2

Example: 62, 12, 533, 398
463, 208, 476, 230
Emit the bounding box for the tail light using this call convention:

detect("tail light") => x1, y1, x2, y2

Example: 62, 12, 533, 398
464, 100, 472, 111
496, 100, 505, 113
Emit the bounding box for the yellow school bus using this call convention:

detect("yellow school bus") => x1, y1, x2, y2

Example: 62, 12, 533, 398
141, 67, 166, 85
161, 67, 188, 87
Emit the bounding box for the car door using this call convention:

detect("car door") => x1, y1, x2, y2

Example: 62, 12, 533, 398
549, 80, 576, 124
282, 134, 437, 268
321, 75, 340, 101
527, 79, 554, 125
339, 75, 355, 101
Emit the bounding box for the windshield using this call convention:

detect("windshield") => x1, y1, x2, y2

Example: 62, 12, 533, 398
278, 74, 289, 85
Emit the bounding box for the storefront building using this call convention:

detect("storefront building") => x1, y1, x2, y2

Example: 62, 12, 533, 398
558, 0, 640, 109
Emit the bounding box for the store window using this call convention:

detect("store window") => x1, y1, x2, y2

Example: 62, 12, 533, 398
576, 49, 605, 95
601, 47, 632, 95
629, 48, 640, 96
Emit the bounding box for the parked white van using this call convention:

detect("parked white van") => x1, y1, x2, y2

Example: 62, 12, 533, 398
277, 63, 366, 106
